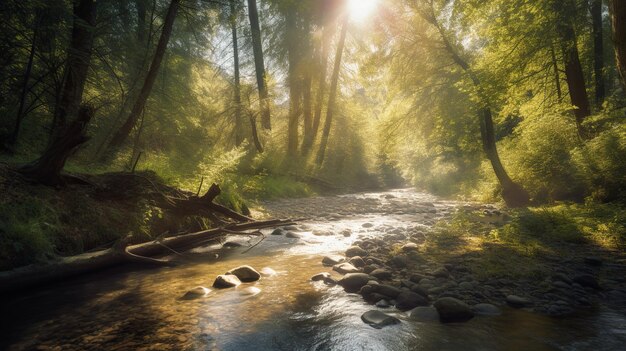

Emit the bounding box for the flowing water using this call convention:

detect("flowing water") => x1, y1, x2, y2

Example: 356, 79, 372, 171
1, 189, 625, 350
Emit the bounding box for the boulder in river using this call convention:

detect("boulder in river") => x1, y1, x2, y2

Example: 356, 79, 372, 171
238, 286, 261, 296
285, 231, 301, 239
362, 223, 374, 228
396, 291, 429, 311
361, 310, 400, 329
349, 256, 366, 268
322, 255, 345, 266
181, 286, 211, 300
227, 265, 261, 282
409, 306, 440, 322
338, 273, 371, 292
401, 242, 419, 252
506, 295, 532, 308
213, 274, 241, 288
472, 303, 502, 316
271, 228, 284, 235
346, 246, 368, 257
434, 297, 474, 323
311, 272, 332, 281
333, 262, 360, 274
370, 268, 392, 280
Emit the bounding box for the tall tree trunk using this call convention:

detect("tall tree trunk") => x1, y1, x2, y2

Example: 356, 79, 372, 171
230, 0, 244, 147
247, 0, 271, 130
550, 43, 563, 102
8, 14, 41, 148
300, 73, 313, 154
316, 15, 348, 166
305, 25, 333, 153
556, 3, 591, 138
610, 0, 626, 92
591, 0, 605, 106
286, 5, 302, 158
50, 0, 97, 139
108, 0, 180, 148
424, 6, 529, 207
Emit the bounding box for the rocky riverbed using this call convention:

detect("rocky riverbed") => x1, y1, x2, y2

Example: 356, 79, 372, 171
1, 189, 625, 350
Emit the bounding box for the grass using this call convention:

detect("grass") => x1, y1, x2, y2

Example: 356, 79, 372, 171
421, 202, 626, 280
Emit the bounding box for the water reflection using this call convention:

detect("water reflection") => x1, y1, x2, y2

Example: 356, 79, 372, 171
1, 189, 625, 350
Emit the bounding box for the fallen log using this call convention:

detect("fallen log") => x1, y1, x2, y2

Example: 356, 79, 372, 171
0, 218, 294, 295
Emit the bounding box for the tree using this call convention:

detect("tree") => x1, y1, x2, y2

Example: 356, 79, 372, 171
285, 2, 304, 158
108, 0, 180, 149
317, 14, 348, 166
50, 0, 97, 138
610, 0, 626, 91
247, 0, 271, 130
555, 1, 591, 138
420, 1, 530, 206
230, 0, 244, 147
591, 0, 605, 106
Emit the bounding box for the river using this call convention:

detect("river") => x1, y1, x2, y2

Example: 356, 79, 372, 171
1, 189, 625, 350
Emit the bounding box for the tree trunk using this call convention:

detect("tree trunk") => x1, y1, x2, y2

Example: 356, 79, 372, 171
300, 73, 313, 154
424, 5, 530, 207
286, 5, 302, 158
50, 0, 97, 139
304, 25, 333, 153
230, 0, 244, 147
8, 14, 41, 148
556, 3, 591, 138
20, 105, 94, 185
316, 15, 348, 166
550, 43, 563, 102
108, 0, 180, 148
247, 0, 271, 130
610, 0, 626, 92
591, 0, 605, 106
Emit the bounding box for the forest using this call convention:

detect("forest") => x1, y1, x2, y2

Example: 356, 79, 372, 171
1, 0, 626, 350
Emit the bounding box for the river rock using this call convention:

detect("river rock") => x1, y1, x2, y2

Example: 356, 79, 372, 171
346, 246, 368, 257
341, 229, 352, 237
434, 297, 474, 322
389, 255, 409, 268
227, 265, 261, 282
271, 228, 284, 235
361, 310, 400, 329
311, 272, 332, 281
432, 267, 450, 278
333, 262, 360, 274
396, 291, 429, 311
363, 284, 402, 300
376, 299, 391, 308
409, 306, 440, 322
349, 256, 366, 268
213, 274, 241, 288
322, 255, 345, 266
472, 303, 502, 316
506, 295, 531, 307
370, 268, 392, 280
181, 286, 211, 300
285, 231, 301, 239
362, 223, 374, 228
338, 273, 371, 292
573, 274, 601, 289
401, 242, 419, 252
259, 267, 277, 277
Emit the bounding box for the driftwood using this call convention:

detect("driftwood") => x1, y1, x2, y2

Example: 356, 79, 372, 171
0, 218, 294, 295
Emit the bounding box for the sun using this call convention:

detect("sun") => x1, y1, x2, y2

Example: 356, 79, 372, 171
347, 0, 378, 22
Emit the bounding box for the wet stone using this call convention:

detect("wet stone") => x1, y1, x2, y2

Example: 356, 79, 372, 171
259, 267, 277, 277
311, 272, 332, 281
472, 303, 502, 316
333, 262, 360, 274
338, 273, 372, 292
322, 255, 345, 266
361, 310, 401, 329
434, 297, 474, 323
506, 295, 532, 308
227, 265, 261, 282
346, 246, 368, 258
213, 274, 241, 288
181, 286, 211, 300
410, 306, 440, 322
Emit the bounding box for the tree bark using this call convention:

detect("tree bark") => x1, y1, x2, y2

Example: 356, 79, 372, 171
610, 0, 626, 92
286, 5, 302, 158
301, 73, 313, 154
230, 0, 244, 147
316, 15, 348, 166
550, 43, 563, 102
555, 3, 591, 138
20, 105, 94, 185
304, 25, 333, 154
50, 0, 97, 139
108, 0, 180, 148
247, 0, 271, 130
591, 0, 605, 106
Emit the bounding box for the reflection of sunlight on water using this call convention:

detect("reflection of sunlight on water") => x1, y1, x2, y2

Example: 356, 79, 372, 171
3, 189, 626, 351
